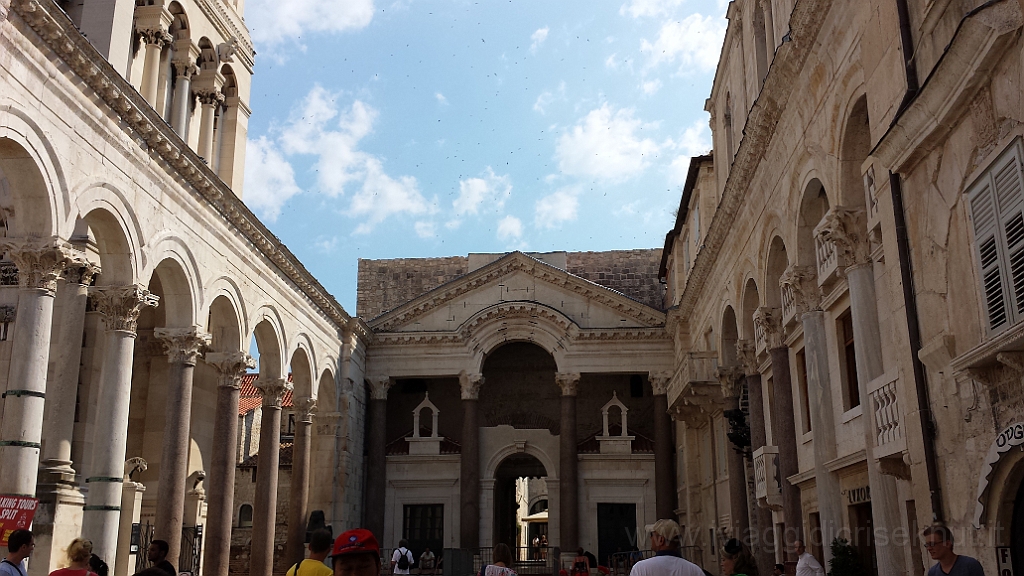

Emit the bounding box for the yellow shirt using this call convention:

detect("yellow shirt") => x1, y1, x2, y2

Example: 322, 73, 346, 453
285, 559, 334, 576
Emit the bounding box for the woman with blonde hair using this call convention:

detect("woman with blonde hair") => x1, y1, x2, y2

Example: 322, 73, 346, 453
48, 539, 97, 576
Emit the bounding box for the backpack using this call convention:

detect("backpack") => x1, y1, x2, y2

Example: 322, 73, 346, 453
397, 548, 411, 570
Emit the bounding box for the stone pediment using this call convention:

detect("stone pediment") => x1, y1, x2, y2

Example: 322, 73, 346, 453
369, 252, 666, 333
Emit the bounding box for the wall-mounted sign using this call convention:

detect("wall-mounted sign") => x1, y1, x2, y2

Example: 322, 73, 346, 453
996, 547, 1014, 576
846, 486, 870, 505
0, 496, 37, 546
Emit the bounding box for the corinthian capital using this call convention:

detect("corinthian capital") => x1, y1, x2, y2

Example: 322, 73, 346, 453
648, 371, 673, 396
295, 396, 317, 423
736, 339, 757, 376
255, 377, 292, 408
779, 264, 820, 316
154, 326, 211, 366
172, 59, 199, 80
555, 372, 581, 396
753, 307, 783, 350
458, 371, 484, 400
62, 258, 100, 287
195, 89, 224, 107
368, 376, 392, 400
716, 366, 745, 398
814, 206, 870, 267
0, 236, 75, 293
89, 285, 160, 334
139, 27, 174, 47
205, 351, 255, 388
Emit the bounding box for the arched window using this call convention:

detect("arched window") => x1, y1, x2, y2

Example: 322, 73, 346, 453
530, 499, 548, 514
239, 504, 253, 528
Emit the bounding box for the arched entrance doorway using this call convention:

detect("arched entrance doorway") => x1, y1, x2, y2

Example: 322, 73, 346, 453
1013, 478, 1024, 572
493, 453, 548, 561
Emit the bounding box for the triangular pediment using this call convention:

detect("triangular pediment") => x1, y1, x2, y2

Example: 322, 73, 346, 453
368, 252, 666, 333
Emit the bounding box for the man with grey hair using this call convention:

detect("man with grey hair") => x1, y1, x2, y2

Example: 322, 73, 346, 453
629, 519, 704, 576
789, 540, 824, 576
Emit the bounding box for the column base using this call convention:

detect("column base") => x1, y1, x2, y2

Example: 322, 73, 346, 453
31, 468, 85, 576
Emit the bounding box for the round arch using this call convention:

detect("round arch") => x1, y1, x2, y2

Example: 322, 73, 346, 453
288, 343, 315, 399
148, 257, 196, 328
250, 307, 285, 379
0, 105, 68, 234
462, 302, 574, 373
740, 277, 760, 341
720, 305, 739, 365
484, 443, 558, 481
764, 236, 790, 310
204, 276, 248, 339
145, 235, 203, 323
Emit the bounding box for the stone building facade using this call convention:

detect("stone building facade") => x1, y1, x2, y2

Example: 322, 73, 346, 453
0, 1, 367, 576
660, 0, 1024, 575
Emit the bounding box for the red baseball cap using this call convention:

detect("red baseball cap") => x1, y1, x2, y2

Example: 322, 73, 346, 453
332, 528, 380, 560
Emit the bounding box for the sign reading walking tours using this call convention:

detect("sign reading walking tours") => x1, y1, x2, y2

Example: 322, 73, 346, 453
0, 496, 37, 546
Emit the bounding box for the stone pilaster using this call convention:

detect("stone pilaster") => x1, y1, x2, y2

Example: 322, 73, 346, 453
0, 237, 74, 498
203, 352, 255, 576
459, 371, 484, 548
555, 372, 580, 550
249, 377, 292, 576
649, 371, 675, 520
364, 376, 390, 542
82, 285, 159, 562
153, 326, 210, 567
286, 397, 316, 567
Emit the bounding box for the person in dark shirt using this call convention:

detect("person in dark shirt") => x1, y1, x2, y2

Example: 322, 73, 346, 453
147, 541, 176, 576
924, 526, 985, 576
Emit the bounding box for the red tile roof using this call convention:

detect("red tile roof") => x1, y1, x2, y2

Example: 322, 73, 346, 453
576, 424, 655, 454
237, 373, 294, 416
238, 442, 294, 469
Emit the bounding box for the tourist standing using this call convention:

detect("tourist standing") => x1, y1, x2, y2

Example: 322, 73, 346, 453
790, 540, 824, 576
331, 529, 382, 576
629, 520, 704, 576
286, 529, 334, 576
924, 526, 985, 576
48, 539, 97, 576
479, 543, 516, 576
0, 531, 34, 576
391, 539, 413, 575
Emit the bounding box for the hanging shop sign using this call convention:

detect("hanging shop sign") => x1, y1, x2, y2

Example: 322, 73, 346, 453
0, 496, 37, 546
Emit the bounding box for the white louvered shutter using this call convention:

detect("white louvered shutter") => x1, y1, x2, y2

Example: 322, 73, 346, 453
970, 164, 1009, 331
994, 146, 1024, 322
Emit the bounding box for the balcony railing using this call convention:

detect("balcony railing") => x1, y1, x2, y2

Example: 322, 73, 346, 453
781, 280, 797, 327
814, 229, 842, 286
753, 445, 783, 510
869, 376, 905, 458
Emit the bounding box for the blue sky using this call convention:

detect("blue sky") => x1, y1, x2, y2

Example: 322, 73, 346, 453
241, 0, 727, 314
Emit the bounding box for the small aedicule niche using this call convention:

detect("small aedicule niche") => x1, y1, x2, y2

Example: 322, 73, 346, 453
598, 391, 634, 454
406, 392, 443, 455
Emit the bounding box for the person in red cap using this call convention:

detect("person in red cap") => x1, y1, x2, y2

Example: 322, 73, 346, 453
331, 529, 382, 576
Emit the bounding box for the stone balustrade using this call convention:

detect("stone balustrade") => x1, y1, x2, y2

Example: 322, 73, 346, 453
753, 445, 782, 511
814, 224, 842, 286
869, 375, 905, 458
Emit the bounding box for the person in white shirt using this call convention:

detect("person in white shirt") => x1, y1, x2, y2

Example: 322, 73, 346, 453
629, 519, 705, 576
790, 540, 825, 576
391, 539, 414, 575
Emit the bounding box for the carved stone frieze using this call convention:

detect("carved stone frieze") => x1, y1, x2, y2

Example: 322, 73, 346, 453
89, 285, 159, 334
0, 236, 76, 293
154, 326, 211, 366
205, 351, 255, 388
814, 207, 870, 268
9, 0, 353, 333
555, 372, 581, 396
459, 371, 484, 400
255, 377, 292, 408
649, 371, 673, 396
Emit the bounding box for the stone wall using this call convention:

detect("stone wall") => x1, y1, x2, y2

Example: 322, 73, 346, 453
357, 250, 666, 320
566, 250, 664, 311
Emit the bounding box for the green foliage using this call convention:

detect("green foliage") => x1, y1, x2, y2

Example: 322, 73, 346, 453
827, 538, 863, 576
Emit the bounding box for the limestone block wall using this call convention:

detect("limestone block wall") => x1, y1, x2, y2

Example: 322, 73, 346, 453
566, 250, 664, 311
356, 257, 468, 319
229, 464, 292, 576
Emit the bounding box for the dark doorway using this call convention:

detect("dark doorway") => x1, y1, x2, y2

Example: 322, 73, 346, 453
403, 504, 444, 567
848, 503, 877, 576
493, 454, 548, 553
1012, 476, 1024, 572
597, 503, 637, 568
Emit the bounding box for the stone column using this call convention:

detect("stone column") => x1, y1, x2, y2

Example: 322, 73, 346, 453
169, 57, 198, 137
760, 0, 776, 52
781, 266, 842, 563
754, 308, 803, 553
737, 340, 774, 576
153, 326, 210, 567
556, 372, 580, 551
818, 207, 906, 576
249, 377, 292, 576
459, 372, 483, 549
139, 28, 173, 106
649, 372, 675, 519
196, 89, 224, 161
717, 367, 750, 540
203, 352, 255, 576
364, 376, 391, 542
82, 285, 159, 562
0, 238, 73, 497
285, 397, 316, 566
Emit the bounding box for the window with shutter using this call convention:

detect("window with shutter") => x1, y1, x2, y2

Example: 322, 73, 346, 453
969, 139, 1024, 333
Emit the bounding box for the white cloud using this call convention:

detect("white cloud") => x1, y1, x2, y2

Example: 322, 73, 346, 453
452, 167, 512, 218
620, 0, 687, 18
641, 79, 662, 95
667, 118, 712, 185
246, 0, 374, 48
497, 215, 523, 241
414, 221, 437, 238
248, 85, 432, 233
555, 104, 660, 182
535, 186, 580, 229
533, 81, 566, 115
640, 13, 726, 74
313, 236, 339, 253
530, 27, 550, 53
243, 136, 302, 222
435, 92, 448, 105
